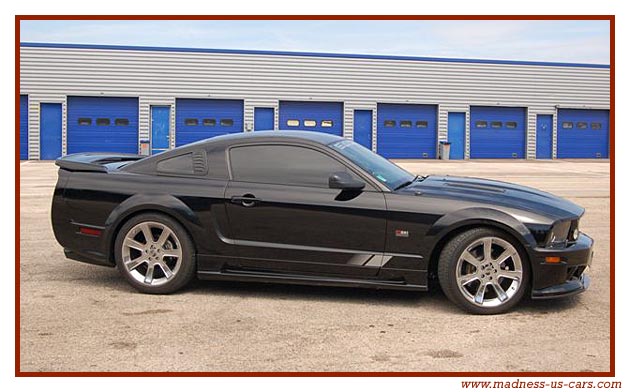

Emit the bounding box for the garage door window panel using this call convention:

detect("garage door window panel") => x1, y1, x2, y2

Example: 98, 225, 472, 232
591, 122, 602, 130
287, 119, 300, 127
416, 121, 428, 128
78, 118, 92, 126
115, 118, 130, 126
562, 122, 574, 129
491, 121, 502, 129
185, 119, 199, 126
475, 121, 488, 128
506, 121, 517, 129
203, 119, 216, 126
96, 118, 111, 126
230, 145, 353, 188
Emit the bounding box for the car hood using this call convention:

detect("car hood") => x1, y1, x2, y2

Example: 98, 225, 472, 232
401, 175, 584, 222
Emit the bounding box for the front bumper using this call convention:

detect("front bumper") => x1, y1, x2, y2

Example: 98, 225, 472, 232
529, 233, 594, 299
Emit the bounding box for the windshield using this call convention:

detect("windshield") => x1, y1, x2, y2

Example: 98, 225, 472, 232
329, 140, 416, 190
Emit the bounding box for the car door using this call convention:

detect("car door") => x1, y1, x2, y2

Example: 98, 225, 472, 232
224, 143, 387, 277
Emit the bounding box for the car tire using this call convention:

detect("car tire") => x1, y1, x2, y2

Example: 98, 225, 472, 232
114, 213, 196, 294
438, 227, 530, 315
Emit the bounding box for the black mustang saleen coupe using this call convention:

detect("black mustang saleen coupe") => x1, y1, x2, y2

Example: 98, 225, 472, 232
51, 131, 593, 314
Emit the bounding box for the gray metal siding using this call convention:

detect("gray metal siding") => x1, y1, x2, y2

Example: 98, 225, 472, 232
20, 46, 610, 159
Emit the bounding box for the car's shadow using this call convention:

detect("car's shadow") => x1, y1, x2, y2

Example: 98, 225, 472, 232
67, 265, 585, 315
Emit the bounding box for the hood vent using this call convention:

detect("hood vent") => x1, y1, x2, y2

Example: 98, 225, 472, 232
444, 182, 505, 193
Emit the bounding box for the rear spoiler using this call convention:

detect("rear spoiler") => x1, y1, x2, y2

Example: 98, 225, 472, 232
55, 153, 145, 173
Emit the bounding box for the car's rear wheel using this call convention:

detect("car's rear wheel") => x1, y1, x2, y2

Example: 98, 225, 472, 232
115, 213, 195, 294
438, 227, 530, 314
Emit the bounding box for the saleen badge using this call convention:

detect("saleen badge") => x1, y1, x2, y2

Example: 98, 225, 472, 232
395, 229, 409, 238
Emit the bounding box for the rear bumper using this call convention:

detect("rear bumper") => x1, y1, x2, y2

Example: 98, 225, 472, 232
529, 233, 594, 299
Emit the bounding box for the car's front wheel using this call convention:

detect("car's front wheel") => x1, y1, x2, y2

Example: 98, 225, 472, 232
114, 213, 196, 294
438, 227, 530, 314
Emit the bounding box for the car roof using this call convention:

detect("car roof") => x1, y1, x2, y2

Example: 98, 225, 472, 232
205, 130, 345, 146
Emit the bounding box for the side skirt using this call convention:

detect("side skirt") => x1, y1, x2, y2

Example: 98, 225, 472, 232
197, 269, 428, 291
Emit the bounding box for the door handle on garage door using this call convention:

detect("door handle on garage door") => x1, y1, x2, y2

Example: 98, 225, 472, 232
230, 194, 261, 207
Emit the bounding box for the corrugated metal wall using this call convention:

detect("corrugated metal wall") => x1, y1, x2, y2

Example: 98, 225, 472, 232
19, 45, 610, 159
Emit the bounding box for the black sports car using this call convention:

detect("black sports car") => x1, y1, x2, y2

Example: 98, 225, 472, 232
51, 131, 593, 314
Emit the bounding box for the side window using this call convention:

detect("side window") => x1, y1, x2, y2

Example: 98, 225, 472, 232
230, 145, 352, 188
157, 151, 207, 175
157, 153, 194, 175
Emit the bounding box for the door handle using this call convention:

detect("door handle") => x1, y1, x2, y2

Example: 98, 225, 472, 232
230, 194, 261, 207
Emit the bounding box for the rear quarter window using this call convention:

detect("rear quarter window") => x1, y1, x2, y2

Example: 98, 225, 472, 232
156, 151, 207, 176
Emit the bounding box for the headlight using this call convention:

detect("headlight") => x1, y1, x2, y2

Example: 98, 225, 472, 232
546, 219, 579, 247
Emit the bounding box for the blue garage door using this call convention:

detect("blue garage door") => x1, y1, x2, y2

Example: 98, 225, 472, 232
20, 95, 28, 160
176, 99, 244, 146
377, 103, 437, 159
470, 106, 526, 159
67, 97, 139, 154
279, 101, 343, 136
557, 109, 609, 158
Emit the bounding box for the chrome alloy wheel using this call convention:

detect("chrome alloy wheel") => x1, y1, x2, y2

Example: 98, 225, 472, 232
455, 236, 523, 308
121, 221, 183, 286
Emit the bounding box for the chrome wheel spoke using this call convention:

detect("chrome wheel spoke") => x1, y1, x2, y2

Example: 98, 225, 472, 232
144, 264, 155, 284
492, 282, 509, 302
162, 248, 182, 259
156, 227, 173, 247
459, 273, 479, 286
474, 282, 487, 304
140, 223, 154, 243
498, 269, 522, 282
125, 256, 146, 271
461, 250, 480, 268
158, 262, 174, 279
495, 249, 516, 265
482, 238, 493, 261
124, 238, 145, 252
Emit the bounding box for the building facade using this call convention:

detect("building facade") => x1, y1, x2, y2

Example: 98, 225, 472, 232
19, 42, 611, 160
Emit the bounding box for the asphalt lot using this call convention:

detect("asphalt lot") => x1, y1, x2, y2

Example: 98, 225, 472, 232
19, 159, 611, 372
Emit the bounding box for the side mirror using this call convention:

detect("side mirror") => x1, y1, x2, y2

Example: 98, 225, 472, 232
329, 172, 365, 191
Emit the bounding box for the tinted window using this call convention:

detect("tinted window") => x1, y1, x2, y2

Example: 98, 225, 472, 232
78, 118, 92, 126
220, 119, 234, 127
157, 153, 194, 175
591, 122, 602, 130
203, 119, 216, 126
303, 120, 316, 127
562, 122, 574, 129
230, 145, 351, 188
287, 119, 300, 127
384, 120, 395, 127
491, 121, 502, 129
416, 120, 428, 128
96, 118, 111, 126
115, 118, 129, 126
506, 121, 517, 129
400, 120, 412, 128
577, 122, 588, 129
475, 121, 488, 128
185, 118, 198, 126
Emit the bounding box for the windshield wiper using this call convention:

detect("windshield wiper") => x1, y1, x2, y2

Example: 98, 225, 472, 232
393, 175, 421, 191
